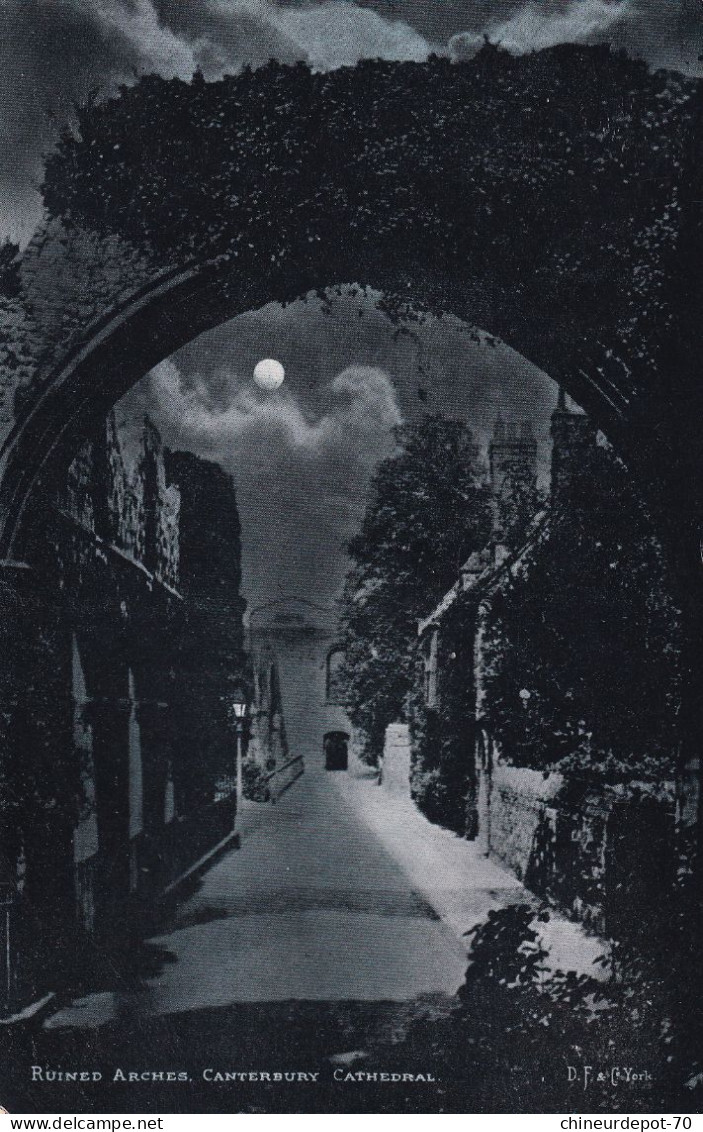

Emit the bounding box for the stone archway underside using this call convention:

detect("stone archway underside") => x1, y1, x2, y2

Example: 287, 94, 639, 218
1, 45, 702, 558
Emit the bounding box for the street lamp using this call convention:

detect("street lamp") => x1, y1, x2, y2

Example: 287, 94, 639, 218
232, 689, 248, 848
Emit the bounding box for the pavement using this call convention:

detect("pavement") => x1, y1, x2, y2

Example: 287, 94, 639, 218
5, 761, 608, 1112
45, 761, 604, 1034
44, 765, 469, 1030
334, 766, 606, 978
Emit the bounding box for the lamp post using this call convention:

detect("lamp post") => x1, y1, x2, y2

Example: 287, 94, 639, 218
232, 690, 248, 848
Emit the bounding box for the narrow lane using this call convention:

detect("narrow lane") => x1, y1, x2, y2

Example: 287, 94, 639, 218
46, 769, 466, 1028
6, 764, 608, 1113
9, 767, 468, 1112
165, 770, 467, 1007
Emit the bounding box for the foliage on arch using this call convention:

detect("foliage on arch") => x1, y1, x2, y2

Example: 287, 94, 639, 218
0, 241, 35, 422
40, 46, 694, 381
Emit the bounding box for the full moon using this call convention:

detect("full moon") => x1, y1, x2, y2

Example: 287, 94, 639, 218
253, 358, 285, 390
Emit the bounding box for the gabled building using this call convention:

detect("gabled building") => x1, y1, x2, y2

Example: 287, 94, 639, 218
409, 393, 680, 938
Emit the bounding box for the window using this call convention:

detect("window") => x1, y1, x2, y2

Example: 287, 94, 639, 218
326, 647, 346, 704
424, 630, 439, 709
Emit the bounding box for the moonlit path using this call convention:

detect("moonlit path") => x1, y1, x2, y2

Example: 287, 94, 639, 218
46, 767, 466, 1027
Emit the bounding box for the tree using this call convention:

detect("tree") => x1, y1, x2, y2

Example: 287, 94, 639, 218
338, 414, 492, 764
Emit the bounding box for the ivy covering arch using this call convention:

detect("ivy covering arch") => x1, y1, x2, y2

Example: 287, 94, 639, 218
0, 44, 701, 563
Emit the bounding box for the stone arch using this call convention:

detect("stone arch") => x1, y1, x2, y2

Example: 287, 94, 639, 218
0, 47, 700, 1007
0, 48, 701, 565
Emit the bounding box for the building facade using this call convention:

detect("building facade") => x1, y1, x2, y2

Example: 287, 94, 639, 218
412, 398, 683, 938
249, 598, 354, 773
0, 412, 246, 1012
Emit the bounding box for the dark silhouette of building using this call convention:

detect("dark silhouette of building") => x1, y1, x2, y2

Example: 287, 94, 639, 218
165, 450, 247, 812
414, 390, 680, 936
549, 388, 598, 508
488, 415, 538, 550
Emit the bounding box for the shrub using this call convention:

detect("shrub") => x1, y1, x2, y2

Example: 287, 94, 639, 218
241, 758, 271, 803
373, 902, 701, 1111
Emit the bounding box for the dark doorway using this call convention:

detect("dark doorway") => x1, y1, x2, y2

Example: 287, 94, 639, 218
324, 731, 349, 771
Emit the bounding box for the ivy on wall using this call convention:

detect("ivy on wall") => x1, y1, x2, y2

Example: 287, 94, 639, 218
37, 46, 692, 404
408, 601, 478, 834
480, 442, 682, 787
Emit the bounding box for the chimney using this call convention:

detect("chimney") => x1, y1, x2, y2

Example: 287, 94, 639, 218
550, 388, 597, 507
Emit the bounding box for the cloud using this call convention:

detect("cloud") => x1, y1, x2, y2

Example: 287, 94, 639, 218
252, 0, 430, 69
486, 0, 632, 54
87, 0, 196, 77
147, 356, 330, 452
1, 0, 699, 243
136, 355, 402, 606
147, 357, 401, 459
326, 364, 404, 455
195, 0, 430, 72
446, 31, 486, 62
448, 0, 701, 71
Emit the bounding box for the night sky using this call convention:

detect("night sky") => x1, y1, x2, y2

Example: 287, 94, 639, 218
119, 293, 557, 612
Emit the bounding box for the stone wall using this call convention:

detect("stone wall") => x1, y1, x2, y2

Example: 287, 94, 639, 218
0, 288, 36, 432
15, 222, 161, 411
0, 222, 168, 451
59, 409, 181, 592
484, 760, 565, 882
479, 751, 677, 937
